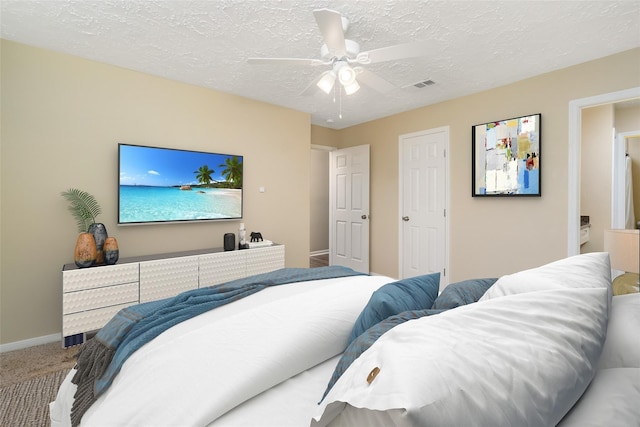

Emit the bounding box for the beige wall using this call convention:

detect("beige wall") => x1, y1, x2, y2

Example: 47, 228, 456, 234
333, 48, 640, 280
311, 125, 339, 147
628, 137, 640, 227
629, 138, 640, 227
2, 40, 639, 346
0, 40, 311, 345
580, 104, 614, 253
615, 105, 640, 132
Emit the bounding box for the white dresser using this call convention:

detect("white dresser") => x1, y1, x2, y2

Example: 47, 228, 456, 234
62, 244, 285, 347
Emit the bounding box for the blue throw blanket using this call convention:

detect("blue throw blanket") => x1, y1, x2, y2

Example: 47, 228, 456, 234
70, 265, 364, 426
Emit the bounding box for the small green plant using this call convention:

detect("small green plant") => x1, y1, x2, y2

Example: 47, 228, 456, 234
61, 188, 102, 233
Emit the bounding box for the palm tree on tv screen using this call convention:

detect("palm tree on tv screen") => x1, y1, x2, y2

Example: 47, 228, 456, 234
219, 156, 243, 189
194, 165, 214, 186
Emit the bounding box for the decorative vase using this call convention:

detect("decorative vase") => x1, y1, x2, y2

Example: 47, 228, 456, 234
103, 237, 119, 265
74, 232, 97, 268
88, 223, 108, 265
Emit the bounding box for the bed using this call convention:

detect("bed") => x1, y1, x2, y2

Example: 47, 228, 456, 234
50, 252, 640, 426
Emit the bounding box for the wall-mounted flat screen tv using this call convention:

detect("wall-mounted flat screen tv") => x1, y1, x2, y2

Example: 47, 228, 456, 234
472, 113, 541, 197
118, 143, 243, 225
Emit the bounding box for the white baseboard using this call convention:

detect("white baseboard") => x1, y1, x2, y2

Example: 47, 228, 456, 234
310, 250, 329, 257
0, 333, 61, 353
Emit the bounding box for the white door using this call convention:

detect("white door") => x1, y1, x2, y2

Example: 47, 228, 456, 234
330, 145, 370, 273
399, 128, 449, 289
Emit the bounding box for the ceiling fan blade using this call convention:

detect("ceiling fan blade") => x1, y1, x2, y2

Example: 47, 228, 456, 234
248, 57, 324, 66
357, 41, 429, 64
313, 9, 347, 56
299, 75, 323, 96
356, 69, 396, 94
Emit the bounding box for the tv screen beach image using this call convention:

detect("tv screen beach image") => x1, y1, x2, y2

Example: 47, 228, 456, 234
118, 144, 243, 224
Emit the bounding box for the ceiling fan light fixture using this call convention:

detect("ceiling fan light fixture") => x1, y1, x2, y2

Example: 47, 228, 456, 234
337, 63, 357, 86
317, 70, 336, 94
343, 80, 360, 95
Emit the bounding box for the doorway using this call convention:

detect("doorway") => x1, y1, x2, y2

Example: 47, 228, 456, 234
310, 145, 332, 266
567, 87, 640, 255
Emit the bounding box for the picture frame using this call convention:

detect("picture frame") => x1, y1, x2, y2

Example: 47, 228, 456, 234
472, 113, 541, 197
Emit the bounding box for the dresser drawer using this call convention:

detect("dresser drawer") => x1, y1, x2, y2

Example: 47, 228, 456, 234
139, 256, 198, 302
245, 245, 285, 276
63, 282, 139, 314
62, 302, 136, 336
199, 251, 247, 287
63, 263, 139, 292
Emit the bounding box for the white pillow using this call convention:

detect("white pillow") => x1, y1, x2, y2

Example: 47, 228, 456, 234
598, 293, 640, 369
480, 252, 611, 301
558, 368, 640, 426
313, 287, 609, 427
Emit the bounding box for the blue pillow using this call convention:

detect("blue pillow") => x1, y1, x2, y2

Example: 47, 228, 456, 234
321, 308, 444, 403
347, 273, 440, 345
431, 278, 497, 310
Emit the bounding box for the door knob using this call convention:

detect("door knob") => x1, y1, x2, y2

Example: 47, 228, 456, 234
361, 215, 368, 220
402, 216, 410, 221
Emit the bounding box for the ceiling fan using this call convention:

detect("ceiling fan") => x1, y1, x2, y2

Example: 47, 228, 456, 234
247, 8, 429, 96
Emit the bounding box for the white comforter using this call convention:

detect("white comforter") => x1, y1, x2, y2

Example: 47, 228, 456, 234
50, 274, 394, 427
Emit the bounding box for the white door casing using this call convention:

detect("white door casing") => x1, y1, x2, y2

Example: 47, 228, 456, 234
330, 145, 370, 273
568, 87, 640, 256
399, 127, 449, 290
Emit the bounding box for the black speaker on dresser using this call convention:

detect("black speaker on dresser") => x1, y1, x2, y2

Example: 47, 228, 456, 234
223, 233, 235, 251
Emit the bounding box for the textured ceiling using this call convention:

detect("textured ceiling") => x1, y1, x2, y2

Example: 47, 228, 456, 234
1, 1, 639, 129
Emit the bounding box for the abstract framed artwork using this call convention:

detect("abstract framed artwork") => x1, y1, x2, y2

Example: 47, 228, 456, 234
472, 113, 541, 197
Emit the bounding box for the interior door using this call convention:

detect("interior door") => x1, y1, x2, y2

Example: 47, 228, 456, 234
399, 128, 448, 289
330, 145, 370, 273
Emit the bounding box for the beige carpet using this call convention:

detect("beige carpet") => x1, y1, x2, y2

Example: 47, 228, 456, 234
1, 341, 77, 387
1, 369, 70, 427
1, 341, 78, 427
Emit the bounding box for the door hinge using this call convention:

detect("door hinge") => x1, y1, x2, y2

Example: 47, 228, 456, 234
443, 148, 446, 158
444, 208, 446, 217
443, 268, 446, 277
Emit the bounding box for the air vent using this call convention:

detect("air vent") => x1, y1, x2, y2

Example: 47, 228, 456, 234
402, 79, 436, 91
412, 79, 435, 88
